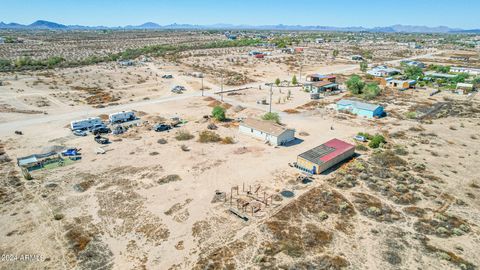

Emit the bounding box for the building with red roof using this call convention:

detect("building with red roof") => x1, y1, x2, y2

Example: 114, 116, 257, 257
296, 139, 355, 174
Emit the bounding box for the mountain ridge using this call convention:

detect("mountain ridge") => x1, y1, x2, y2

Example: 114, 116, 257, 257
0, 20, 477, 33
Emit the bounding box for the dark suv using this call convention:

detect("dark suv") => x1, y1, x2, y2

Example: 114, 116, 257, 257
153, 124, 171, 132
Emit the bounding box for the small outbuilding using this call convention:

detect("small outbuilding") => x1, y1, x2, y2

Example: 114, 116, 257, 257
296, 139, 355, 174
305, 74, 336, 83
239, 118, 295, 146
17, 152, 62, 171
304, 81, 339, 95
456, 83, 474, 94
385, 79, 416, 90
367, 66, 401, 77
336, 99, 384, 118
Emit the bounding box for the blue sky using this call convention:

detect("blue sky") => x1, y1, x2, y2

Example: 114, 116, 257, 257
0, 0, 478, 29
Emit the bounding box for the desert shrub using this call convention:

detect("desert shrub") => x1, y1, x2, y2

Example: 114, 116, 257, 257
262, 112, 281, 124
175, 130, 194, 141
405, 111, 417, 119
198, 130, 221, 143
212, 106, 226, 121
393, 145, 408, 156
157, 138, 167, 144
368, 134, 386, 149
221, 136, 235, 144
158, 174, 182, 184
356, 144, 369, 151
362, 83, 381, 100
371, 150, 407, 167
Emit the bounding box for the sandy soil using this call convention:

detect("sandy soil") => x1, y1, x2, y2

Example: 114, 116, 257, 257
0, 31, 479, 270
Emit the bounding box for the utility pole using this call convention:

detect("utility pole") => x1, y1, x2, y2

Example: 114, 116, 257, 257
269, 83, 273, 113
299, 55, 303, 82
201, 75, 204, 97
221, 73, 224, 102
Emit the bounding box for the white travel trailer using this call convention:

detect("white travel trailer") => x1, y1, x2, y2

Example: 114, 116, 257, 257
70, 117, 104, 130
109, 111, 136, 123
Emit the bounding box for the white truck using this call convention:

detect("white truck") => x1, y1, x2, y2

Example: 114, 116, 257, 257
109, 111, 136, 124
70, 117, 104, 131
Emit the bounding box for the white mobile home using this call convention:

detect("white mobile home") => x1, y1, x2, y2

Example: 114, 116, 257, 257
450, 67, 480, 76
70, 117, 104, 130
109, 111, 136, 123
239, 118, 295, 146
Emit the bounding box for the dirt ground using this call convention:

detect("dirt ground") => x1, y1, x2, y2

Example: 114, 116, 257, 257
0, 31, 479, 270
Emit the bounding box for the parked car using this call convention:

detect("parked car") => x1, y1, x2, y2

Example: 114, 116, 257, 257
92, 127, 111, 135
171, 85, 186, 94
162, 74, 173, 79
62, 148, 80, 156
73, 129, 87, 136
354, 135, 367, 142
153, 124, 171, 132
94, 135, 109, 144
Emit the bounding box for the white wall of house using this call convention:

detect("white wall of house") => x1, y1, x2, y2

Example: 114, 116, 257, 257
239, 125, 295, 146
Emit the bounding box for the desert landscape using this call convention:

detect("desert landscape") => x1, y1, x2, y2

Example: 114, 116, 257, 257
0, 18, 480, 270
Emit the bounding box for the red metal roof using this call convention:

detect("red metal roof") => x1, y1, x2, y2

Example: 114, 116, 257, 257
319, 139, 354, 162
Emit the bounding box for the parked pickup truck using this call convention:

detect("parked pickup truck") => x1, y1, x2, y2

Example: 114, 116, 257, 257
92, 126, 111, 135
94, 135, 109, 144
153, 124, 171, 132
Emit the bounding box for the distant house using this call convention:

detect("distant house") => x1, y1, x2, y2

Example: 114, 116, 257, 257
367, 66, 401, 77
303, 81, 339, 94
385, 79, 416, 90
281, 48, 294, 54
408, 42, 422, 49
296, 139, 355, 174
305, 74, 336, 83
336, 99, 384, 118
294, 47, 304, 53
450, 67, 480, 76
351, 55, 364, 61
402, 60, 425, 68
118, 60, 134, 67
249, 50, 262, 56
239, 118, 295, 146
450, 56, 469, 62
424, 71, 457, 79
315, 38, 324, 44
456, 83, 474, 94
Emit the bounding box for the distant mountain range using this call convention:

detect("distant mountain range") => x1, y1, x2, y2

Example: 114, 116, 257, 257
0, 20, 478, 33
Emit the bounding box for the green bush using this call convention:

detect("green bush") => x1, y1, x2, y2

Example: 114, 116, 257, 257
346, 75, 366, 95
262, 112, 281, 124
405, 111, 417, 119
362, 83, 381, 100
212, 106, 226, 121
368, 134, 386, 149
